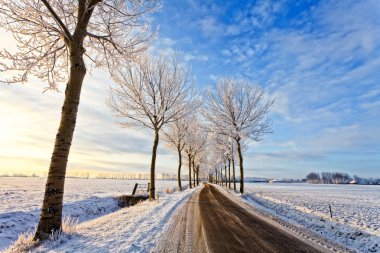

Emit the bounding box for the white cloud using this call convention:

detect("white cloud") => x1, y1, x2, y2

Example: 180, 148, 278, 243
183, 52, 208, 62
306, 124, 380, 154
0, 67, 179, 175
198, 16, 222, 37
161, 37, 176, 47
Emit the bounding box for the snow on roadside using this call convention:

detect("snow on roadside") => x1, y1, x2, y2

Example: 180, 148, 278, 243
0, 197, 119, 252
236, 184, 380, 253
0, 178, 188, 251
244, 183, 380, 235
22, 187, 197, 253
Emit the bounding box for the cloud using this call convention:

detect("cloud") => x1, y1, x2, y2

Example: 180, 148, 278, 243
150, 36, 209, 63
249, 0, 285, 28
161, 37, 176, 47
198, 16, 223, 37
183, 53, 208, 62
0, 68, 179, 175
2, 0, 379, 179
306, 124, 380, 154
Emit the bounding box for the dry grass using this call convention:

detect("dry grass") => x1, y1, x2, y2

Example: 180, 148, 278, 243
61, 215, 78, 234
5, 216, 78, 252
163, 187, 175, 194
4, 230, 36, 253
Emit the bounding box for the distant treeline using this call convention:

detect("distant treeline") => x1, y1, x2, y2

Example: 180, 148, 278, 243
95, 173, 151, 180
95, 173, 189, 180
306, 172, 380, 185
0, 173, 39, 178
65, 172, 188, 180
1, 172, 189, 180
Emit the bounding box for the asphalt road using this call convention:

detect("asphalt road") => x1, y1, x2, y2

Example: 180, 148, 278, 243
158, 184, 327, 253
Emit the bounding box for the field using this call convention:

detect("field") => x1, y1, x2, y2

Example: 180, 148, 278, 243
0, 177, 185, 251
1, 179, 379, 252
243, 183, 380, 252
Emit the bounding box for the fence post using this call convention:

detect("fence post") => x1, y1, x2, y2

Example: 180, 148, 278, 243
328, 204, 333, 218
132, 183, 138, 195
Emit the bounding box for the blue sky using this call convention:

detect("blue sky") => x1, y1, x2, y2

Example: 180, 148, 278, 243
0, 0, 379, 178
150, 0, 380, 177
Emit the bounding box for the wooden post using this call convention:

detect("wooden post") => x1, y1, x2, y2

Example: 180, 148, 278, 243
328, 204, 333, 218
147, 183, 150, 193
132, 183, 138, 195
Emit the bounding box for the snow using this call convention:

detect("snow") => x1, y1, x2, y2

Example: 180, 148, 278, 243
241, 183, 380, 253
34, 186, 196, 252
0, 177, 189, 252
2, 178, 379, 252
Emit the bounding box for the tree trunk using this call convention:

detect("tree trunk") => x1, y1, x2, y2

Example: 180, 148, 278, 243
188, 154, 192, 188
237, 139, 244, 194
149, 130, 159, 200
228, 159, 231, 189
232, 156, 236, 191
177, 148, 182, 191
224, 165, 227, 187
215, 168, 218, 184
220, 167, 223, 186
192, 158, 196, 187
34, 43, 86, 240
196, 165, 199, 185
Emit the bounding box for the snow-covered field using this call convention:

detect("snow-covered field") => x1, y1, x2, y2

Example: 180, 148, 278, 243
242, 183, 380, 252
0, 177, 188, 251
2, 179, 379, 252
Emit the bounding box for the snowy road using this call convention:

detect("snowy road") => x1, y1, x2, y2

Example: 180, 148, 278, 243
158, 184, 344, 253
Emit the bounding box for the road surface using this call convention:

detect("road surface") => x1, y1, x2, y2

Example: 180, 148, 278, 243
157, 184, 336, 253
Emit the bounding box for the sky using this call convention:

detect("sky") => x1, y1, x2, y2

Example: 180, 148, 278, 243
0, 0, 379, 178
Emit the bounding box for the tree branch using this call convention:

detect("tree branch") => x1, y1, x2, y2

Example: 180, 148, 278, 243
41, 0, 72, 42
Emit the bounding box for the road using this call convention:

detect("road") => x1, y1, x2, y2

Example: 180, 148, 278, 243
157, 184, 331, 253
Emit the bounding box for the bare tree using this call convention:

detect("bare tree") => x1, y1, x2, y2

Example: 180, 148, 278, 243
183, 116, 207, 188
162, 117, 191, 191
213, 133, 236, 189
184, 144, 194, 188
230, 141, 237, 191
191, 131, 208, 186
108, 54, 195, 200
0, 0, 158, 239
183, 117, 197, 188
204, 78, 274, 193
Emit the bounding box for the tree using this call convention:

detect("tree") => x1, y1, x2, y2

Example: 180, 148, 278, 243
0, 0, 158, 240
183, 116, 207, 188
306, 172, 321, 184
162, 117, 191, 191
108, 54, 194, 200
204, 78, 274, 193
213, 133, 236, 189
184, 143, 194, 188
230, 141, 237, 190
191, 131, 208, 186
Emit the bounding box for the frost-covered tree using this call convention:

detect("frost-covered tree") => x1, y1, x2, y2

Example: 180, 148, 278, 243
0, 0, 158, 240
207, 141, 225, 186
230, 141, 237, 190
108, 54, 194, 200
182, 116, 207, 188
162, 117, 191, 191
204, 78, 274, 193
191, 130, 208, 186
214, 134, 237, 189
183, 117, 197, 188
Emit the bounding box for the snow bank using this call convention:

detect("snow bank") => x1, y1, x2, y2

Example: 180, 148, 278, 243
0, 177, 188, 251
241, 183, 380, 252
33, 187, 197, 252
